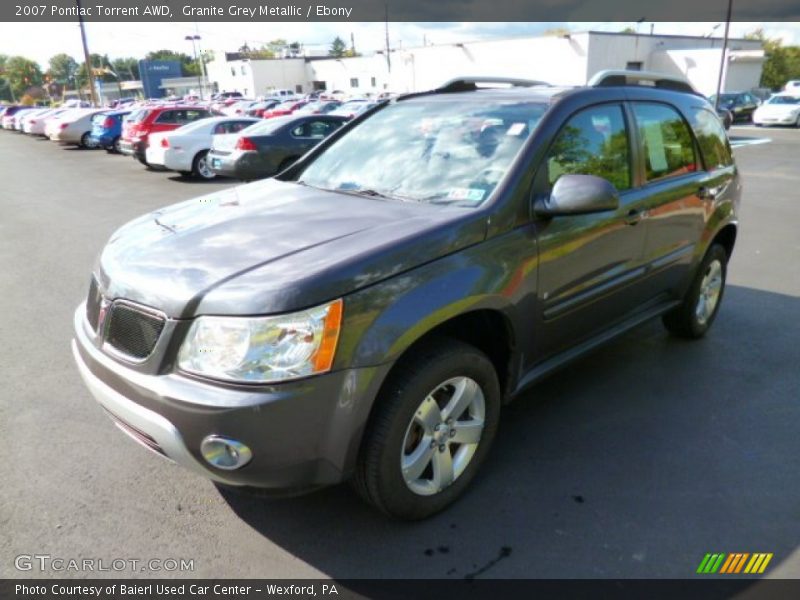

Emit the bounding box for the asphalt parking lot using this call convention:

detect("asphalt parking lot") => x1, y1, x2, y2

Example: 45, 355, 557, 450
1, 125, 799, 580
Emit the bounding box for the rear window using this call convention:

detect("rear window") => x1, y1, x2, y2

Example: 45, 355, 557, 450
127, 109, 149, 124
241, 116, 293, 135
689, 107, 733, 170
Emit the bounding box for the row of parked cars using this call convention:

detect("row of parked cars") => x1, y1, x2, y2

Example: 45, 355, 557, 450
710, 89, 800, 128
0, 92, 383, 182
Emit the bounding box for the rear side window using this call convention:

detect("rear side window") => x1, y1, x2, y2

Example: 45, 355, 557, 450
546, 104, 632, 191
291, 120, 341, 139
689, 108, 733, 170
632, 103, 697, 183
154, 110, 177, 124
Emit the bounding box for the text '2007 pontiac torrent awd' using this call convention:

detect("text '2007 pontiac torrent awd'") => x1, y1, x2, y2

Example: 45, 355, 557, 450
73, 72, 740, 519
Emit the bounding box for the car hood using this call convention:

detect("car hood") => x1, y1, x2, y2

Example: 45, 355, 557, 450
96, 179, 487, 318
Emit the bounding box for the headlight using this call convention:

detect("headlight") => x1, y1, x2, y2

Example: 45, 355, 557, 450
178, 299, 343, 383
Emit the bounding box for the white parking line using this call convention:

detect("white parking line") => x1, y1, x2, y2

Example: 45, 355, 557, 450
729, 137, 772, 148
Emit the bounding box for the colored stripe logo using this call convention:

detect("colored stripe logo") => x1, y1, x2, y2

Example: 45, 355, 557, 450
697, 553, 773, 574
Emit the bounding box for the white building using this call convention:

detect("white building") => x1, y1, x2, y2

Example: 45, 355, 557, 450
205, 31, 764, 99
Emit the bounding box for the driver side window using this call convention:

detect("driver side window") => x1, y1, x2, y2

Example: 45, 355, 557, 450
546, 104, 632, 191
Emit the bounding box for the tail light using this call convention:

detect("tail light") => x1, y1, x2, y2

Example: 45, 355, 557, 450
60, 123, 69, 129
103, 117, 114, 128
30, 120, 37, 124
235, 137, 257, 151
161, 137, 169, 148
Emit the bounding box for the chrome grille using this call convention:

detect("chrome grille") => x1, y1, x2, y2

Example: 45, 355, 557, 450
105, 302, 165, 360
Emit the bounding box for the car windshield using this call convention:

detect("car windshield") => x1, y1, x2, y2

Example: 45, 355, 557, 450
714, 94, 738, 105
298, 98, 547, 205
768, 95, 800, 105
175, 119, 214, 134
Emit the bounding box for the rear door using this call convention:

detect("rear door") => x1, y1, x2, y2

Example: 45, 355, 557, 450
627, 101, 710, 300
533, 103, 650, 360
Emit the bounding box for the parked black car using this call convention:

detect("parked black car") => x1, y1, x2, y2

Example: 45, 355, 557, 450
207, 114, 348, 180
73, 72, 740, 519
711, 91, 761, 123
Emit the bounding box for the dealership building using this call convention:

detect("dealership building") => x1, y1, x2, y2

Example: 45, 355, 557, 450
204, 31, 765, 98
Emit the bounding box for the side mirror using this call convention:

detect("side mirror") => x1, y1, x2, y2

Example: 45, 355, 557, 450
535, 174, 620, 217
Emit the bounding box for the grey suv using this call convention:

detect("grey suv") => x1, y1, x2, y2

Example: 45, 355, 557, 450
73, 72, 740, 519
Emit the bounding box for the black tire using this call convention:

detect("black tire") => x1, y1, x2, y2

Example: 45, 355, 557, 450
662, 244, 728, 339
79, 132, 91, 148
192, 150, 216, 180
353, 337, 501, 520
111, 136, 121, 153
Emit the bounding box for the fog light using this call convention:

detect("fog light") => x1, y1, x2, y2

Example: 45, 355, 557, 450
200, 436, 252, 470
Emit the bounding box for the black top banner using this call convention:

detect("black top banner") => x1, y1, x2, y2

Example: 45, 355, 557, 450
2, 0, 800, 22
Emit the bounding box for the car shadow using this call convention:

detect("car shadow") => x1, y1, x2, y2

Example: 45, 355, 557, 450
217, 285, 800, 580
166, 175, 236, 185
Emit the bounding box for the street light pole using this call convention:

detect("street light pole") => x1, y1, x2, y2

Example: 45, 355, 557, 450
185, 35, 203, 100
714, 0, 733, 110
75, 0, 98, 106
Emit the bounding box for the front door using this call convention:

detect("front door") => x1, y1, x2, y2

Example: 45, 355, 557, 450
532, 103, 650, 362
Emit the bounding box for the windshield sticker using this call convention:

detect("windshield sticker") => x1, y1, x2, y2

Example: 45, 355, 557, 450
447, 188, 486, 203
507, 122, 526, 136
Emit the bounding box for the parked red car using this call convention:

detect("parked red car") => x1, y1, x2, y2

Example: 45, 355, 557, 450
262, 100, 309, 119
119, 105, 216, 166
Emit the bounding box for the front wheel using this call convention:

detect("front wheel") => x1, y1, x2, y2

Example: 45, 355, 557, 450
353, 338, 501, 520
662, 244, 728, 339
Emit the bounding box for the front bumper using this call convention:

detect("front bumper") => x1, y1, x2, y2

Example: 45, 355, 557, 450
753, 114, 799, 125
72, 304, 392, 489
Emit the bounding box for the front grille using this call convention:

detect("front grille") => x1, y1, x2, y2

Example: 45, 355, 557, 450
85, 276, 102, 331
105, 302, 165, 360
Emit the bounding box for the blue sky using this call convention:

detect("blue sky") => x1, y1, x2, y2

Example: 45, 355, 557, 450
1, 21, 799, 68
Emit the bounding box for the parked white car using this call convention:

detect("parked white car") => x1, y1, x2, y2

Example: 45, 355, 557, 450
25, 108, 69, 135
2, 107, 37, 130
45, 108, 104, 146
11, 107, 44, 130
753, 92, 800, 127
784, 80, 800, 92
145, 116, 259, 179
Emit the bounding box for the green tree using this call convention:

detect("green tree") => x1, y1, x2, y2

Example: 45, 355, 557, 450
744, 28, 799, 90
111, 57, 140, 81
0, 54, 13, 101
47, 53, 79, 85
329, 36, 348, 57
4, 56, 43, 99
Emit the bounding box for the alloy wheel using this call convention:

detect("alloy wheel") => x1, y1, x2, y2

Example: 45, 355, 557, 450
695, 259, 723, 326
400, 376, 485, 496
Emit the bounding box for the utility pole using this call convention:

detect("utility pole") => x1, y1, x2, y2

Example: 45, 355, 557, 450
75, 0, 98, 106
714, 0, 733, 110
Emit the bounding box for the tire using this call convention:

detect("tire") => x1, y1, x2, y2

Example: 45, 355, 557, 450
192, 150, 216, 180
79, 132, 91, 148
796, 115, 800, 128
111, 136, 121, 153
353, 337, 501, 520
662, 244, 728, 339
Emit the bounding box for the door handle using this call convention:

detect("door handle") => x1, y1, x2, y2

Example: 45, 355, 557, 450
698, 186, 718, 200
625, 208, 646, 225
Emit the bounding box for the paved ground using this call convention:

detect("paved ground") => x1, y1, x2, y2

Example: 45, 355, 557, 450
1, 125, 799, 580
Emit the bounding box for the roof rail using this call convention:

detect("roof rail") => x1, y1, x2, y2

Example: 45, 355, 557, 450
588, 70, 700, 95
436, 76, 551, 93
